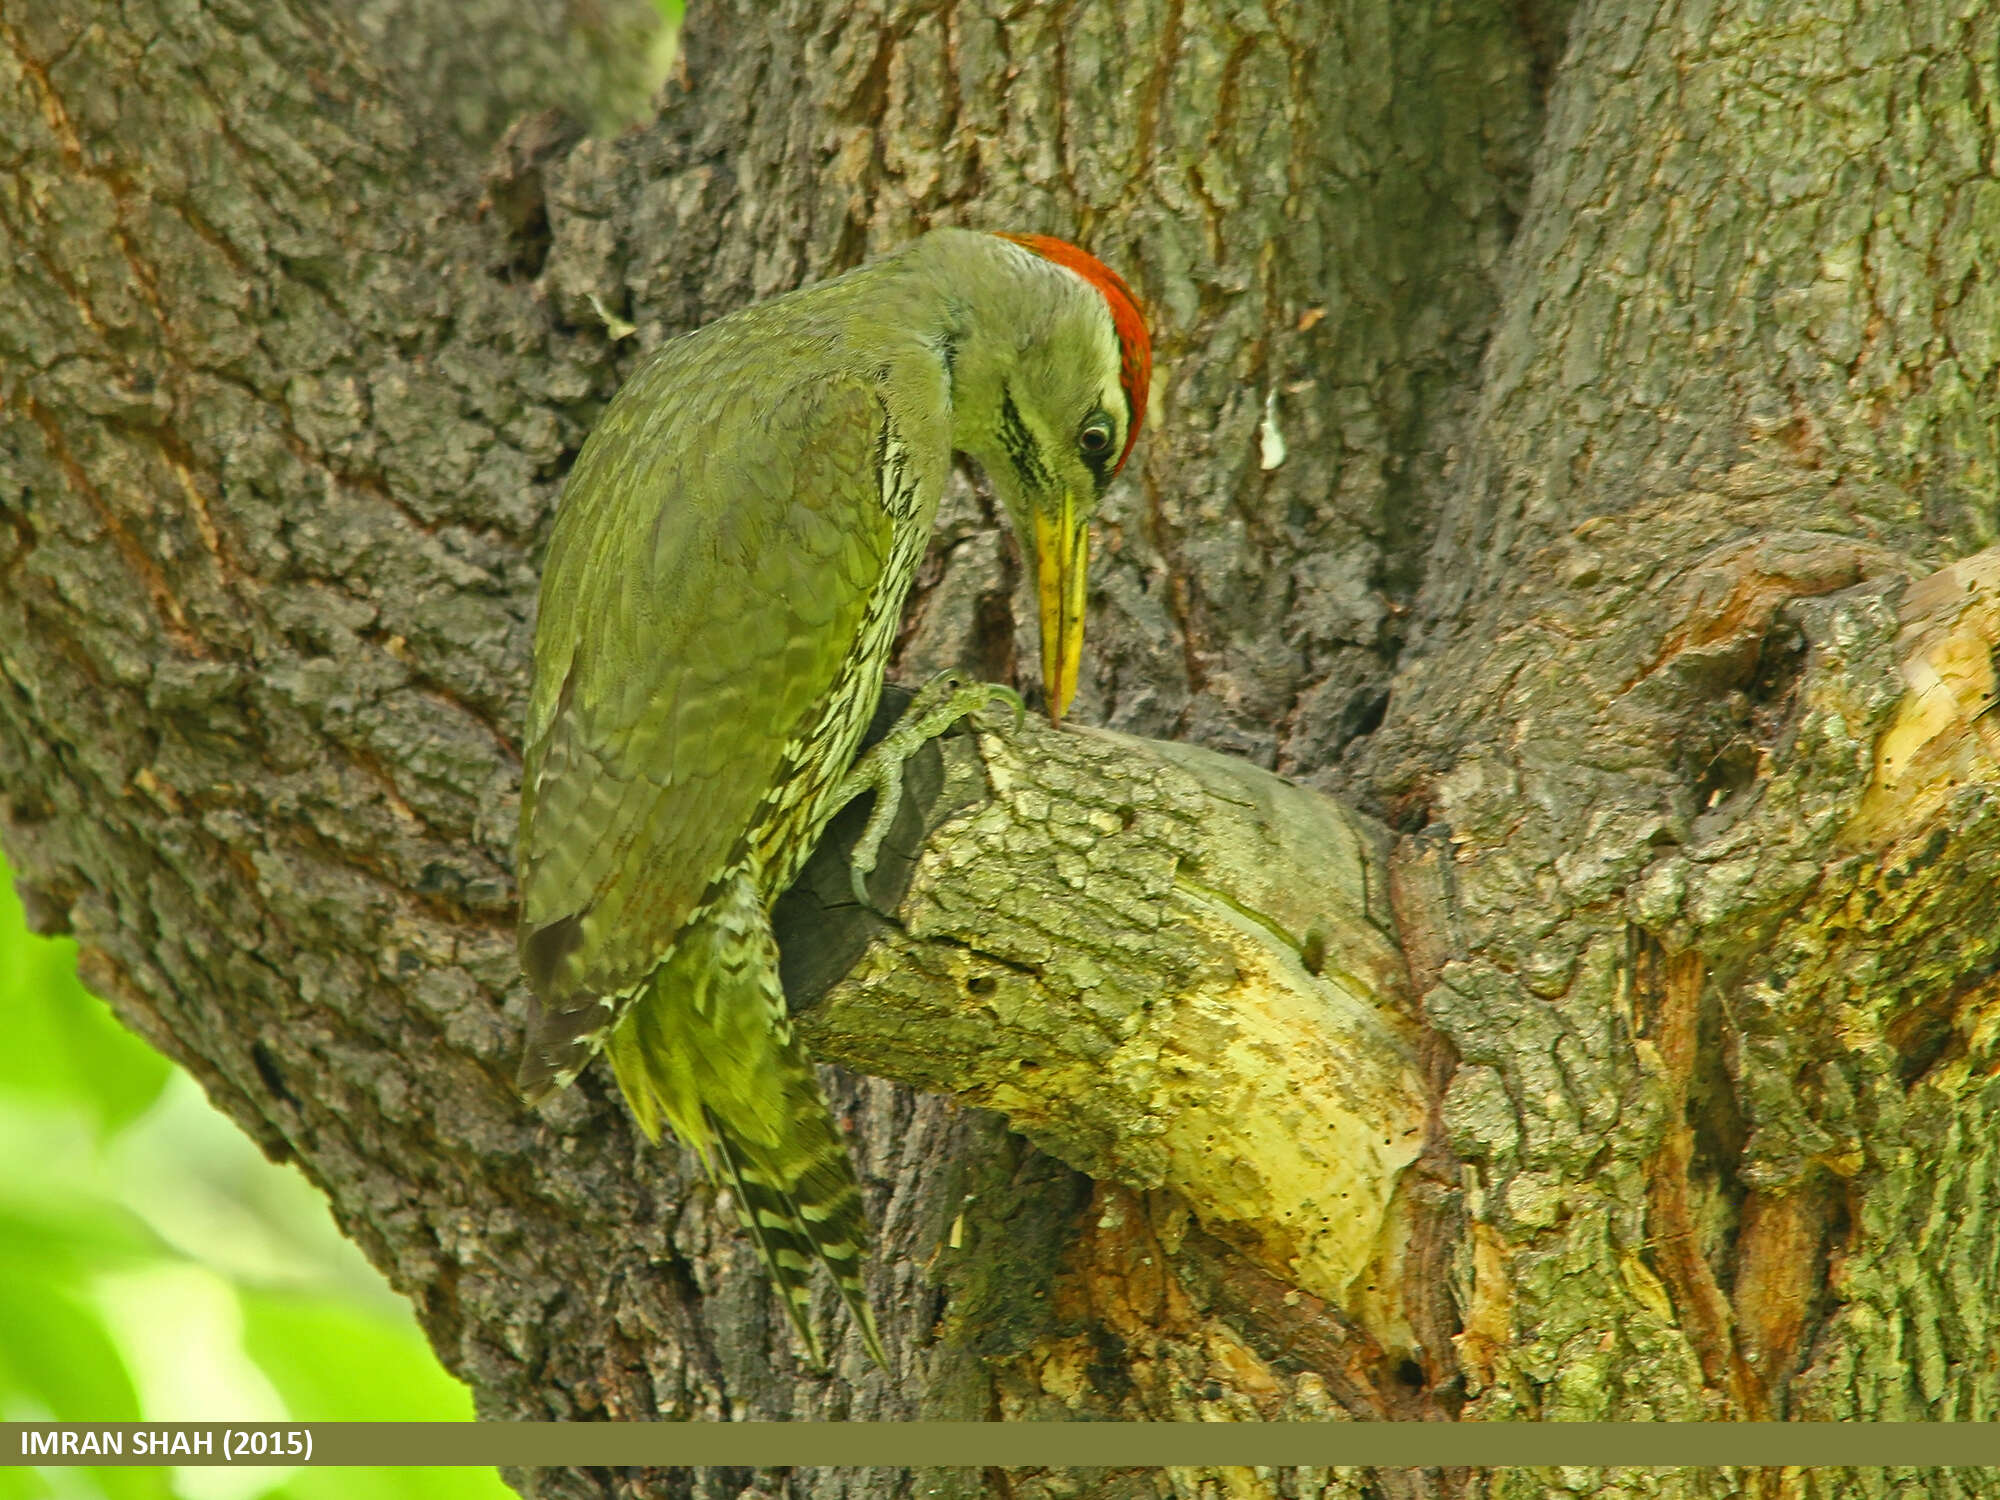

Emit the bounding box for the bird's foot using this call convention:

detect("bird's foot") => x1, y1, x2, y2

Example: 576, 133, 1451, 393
839, 671, 1022, 913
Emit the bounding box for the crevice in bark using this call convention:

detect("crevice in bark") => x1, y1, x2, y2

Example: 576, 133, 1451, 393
1638, 944, 1756, 1417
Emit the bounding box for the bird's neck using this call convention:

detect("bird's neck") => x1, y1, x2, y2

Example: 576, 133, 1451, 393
879, 230, 1064, 473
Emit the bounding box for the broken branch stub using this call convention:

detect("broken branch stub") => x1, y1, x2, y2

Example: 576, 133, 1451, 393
1854, 541, 2000, 847
776, 708, 1426, 1344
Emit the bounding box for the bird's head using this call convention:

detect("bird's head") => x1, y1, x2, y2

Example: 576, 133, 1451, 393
938, 231, 1152, 725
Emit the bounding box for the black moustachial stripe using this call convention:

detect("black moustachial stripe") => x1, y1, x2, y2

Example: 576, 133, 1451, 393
998, 387, 1051, 491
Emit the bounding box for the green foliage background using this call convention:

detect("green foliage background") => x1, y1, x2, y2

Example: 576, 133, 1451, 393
0, 850, 510, 1500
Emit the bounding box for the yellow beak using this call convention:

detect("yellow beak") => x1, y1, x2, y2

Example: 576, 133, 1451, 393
1033, 495, 1088, 727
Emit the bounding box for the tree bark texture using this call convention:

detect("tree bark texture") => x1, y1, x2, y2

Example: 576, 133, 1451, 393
3, 1, 1999, 1499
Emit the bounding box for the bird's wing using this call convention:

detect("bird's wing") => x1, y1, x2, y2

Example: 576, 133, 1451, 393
516, 354, 902, 1086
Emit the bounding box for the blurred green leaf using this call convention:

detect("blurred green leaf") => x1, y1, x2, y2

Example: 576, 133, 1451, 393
239, 1289, 476, 1422
0, 863, 170, 1136
0, 1462, 172, 1500
0, 1272, 175, 1500
277, 1468, 509, 1500
0, 1275, 140, 1422
0, 846, 509, 1498
75, 1460, 177, 1500
242, 1289, 509, 1500
0, 1200, 164, 1283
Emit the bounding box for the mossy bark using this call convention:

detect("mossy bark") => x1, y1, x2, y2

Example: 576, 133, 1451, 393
3, 2, 1999, 1500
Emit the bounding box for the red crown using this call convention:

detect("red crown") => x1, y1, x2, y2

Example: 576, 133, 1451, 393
997, 233, 1152, 475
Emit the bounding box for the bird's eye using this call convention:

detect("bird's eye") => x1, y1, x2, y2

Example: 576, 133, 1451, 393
1079, 420, 1114, 456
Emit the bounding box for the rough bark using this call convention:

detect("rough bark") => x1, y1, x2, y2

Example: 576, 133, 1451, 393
346, 0, 667, 152
1355, 1, 2000, 1495
3, 1, 1998, 1500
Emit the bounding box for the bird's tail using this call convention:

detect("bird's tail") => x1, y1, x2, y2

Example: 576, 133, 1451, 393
708, 1105, 886, 1369
603, 873, 886, 1370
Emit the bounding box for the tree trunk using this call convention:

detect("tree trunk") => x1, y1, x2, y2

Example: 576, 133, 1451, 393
3, 0, 1998, 1498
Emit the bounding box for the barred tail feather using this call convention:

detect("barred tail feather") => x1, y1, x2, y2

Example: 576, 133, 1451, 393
710, 1113, 886, 1370
598, 871, 886, 1369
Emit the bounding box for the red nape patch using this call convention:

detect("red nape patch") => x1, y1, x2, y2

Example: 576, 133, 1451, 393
996, 232, 1153, 474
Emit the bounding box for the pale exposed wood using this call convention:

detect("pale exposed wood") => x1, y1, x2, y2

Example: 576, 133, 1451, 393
1853, 543, 2000, 847
784, 713, 1426, 1351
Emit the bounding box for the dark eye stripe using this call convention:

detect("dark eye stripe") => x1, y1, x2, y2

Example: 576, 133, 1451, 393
1078, 414, 1116, 486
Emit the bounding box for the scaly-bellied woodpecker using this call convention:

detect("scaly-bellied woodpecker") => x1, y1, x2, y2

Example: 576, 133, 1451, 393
516, 228, 1151, 1367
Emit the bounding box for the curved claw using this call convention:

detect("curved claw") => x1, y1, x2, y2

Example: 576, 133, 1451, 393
972, 683, 1027, 733
849, 858, 890, 919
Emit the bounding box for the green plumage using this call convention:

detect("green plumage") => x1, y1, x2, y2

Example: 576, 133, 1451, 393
516, 228, 1143, 1370
518, 286, 948, 1366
